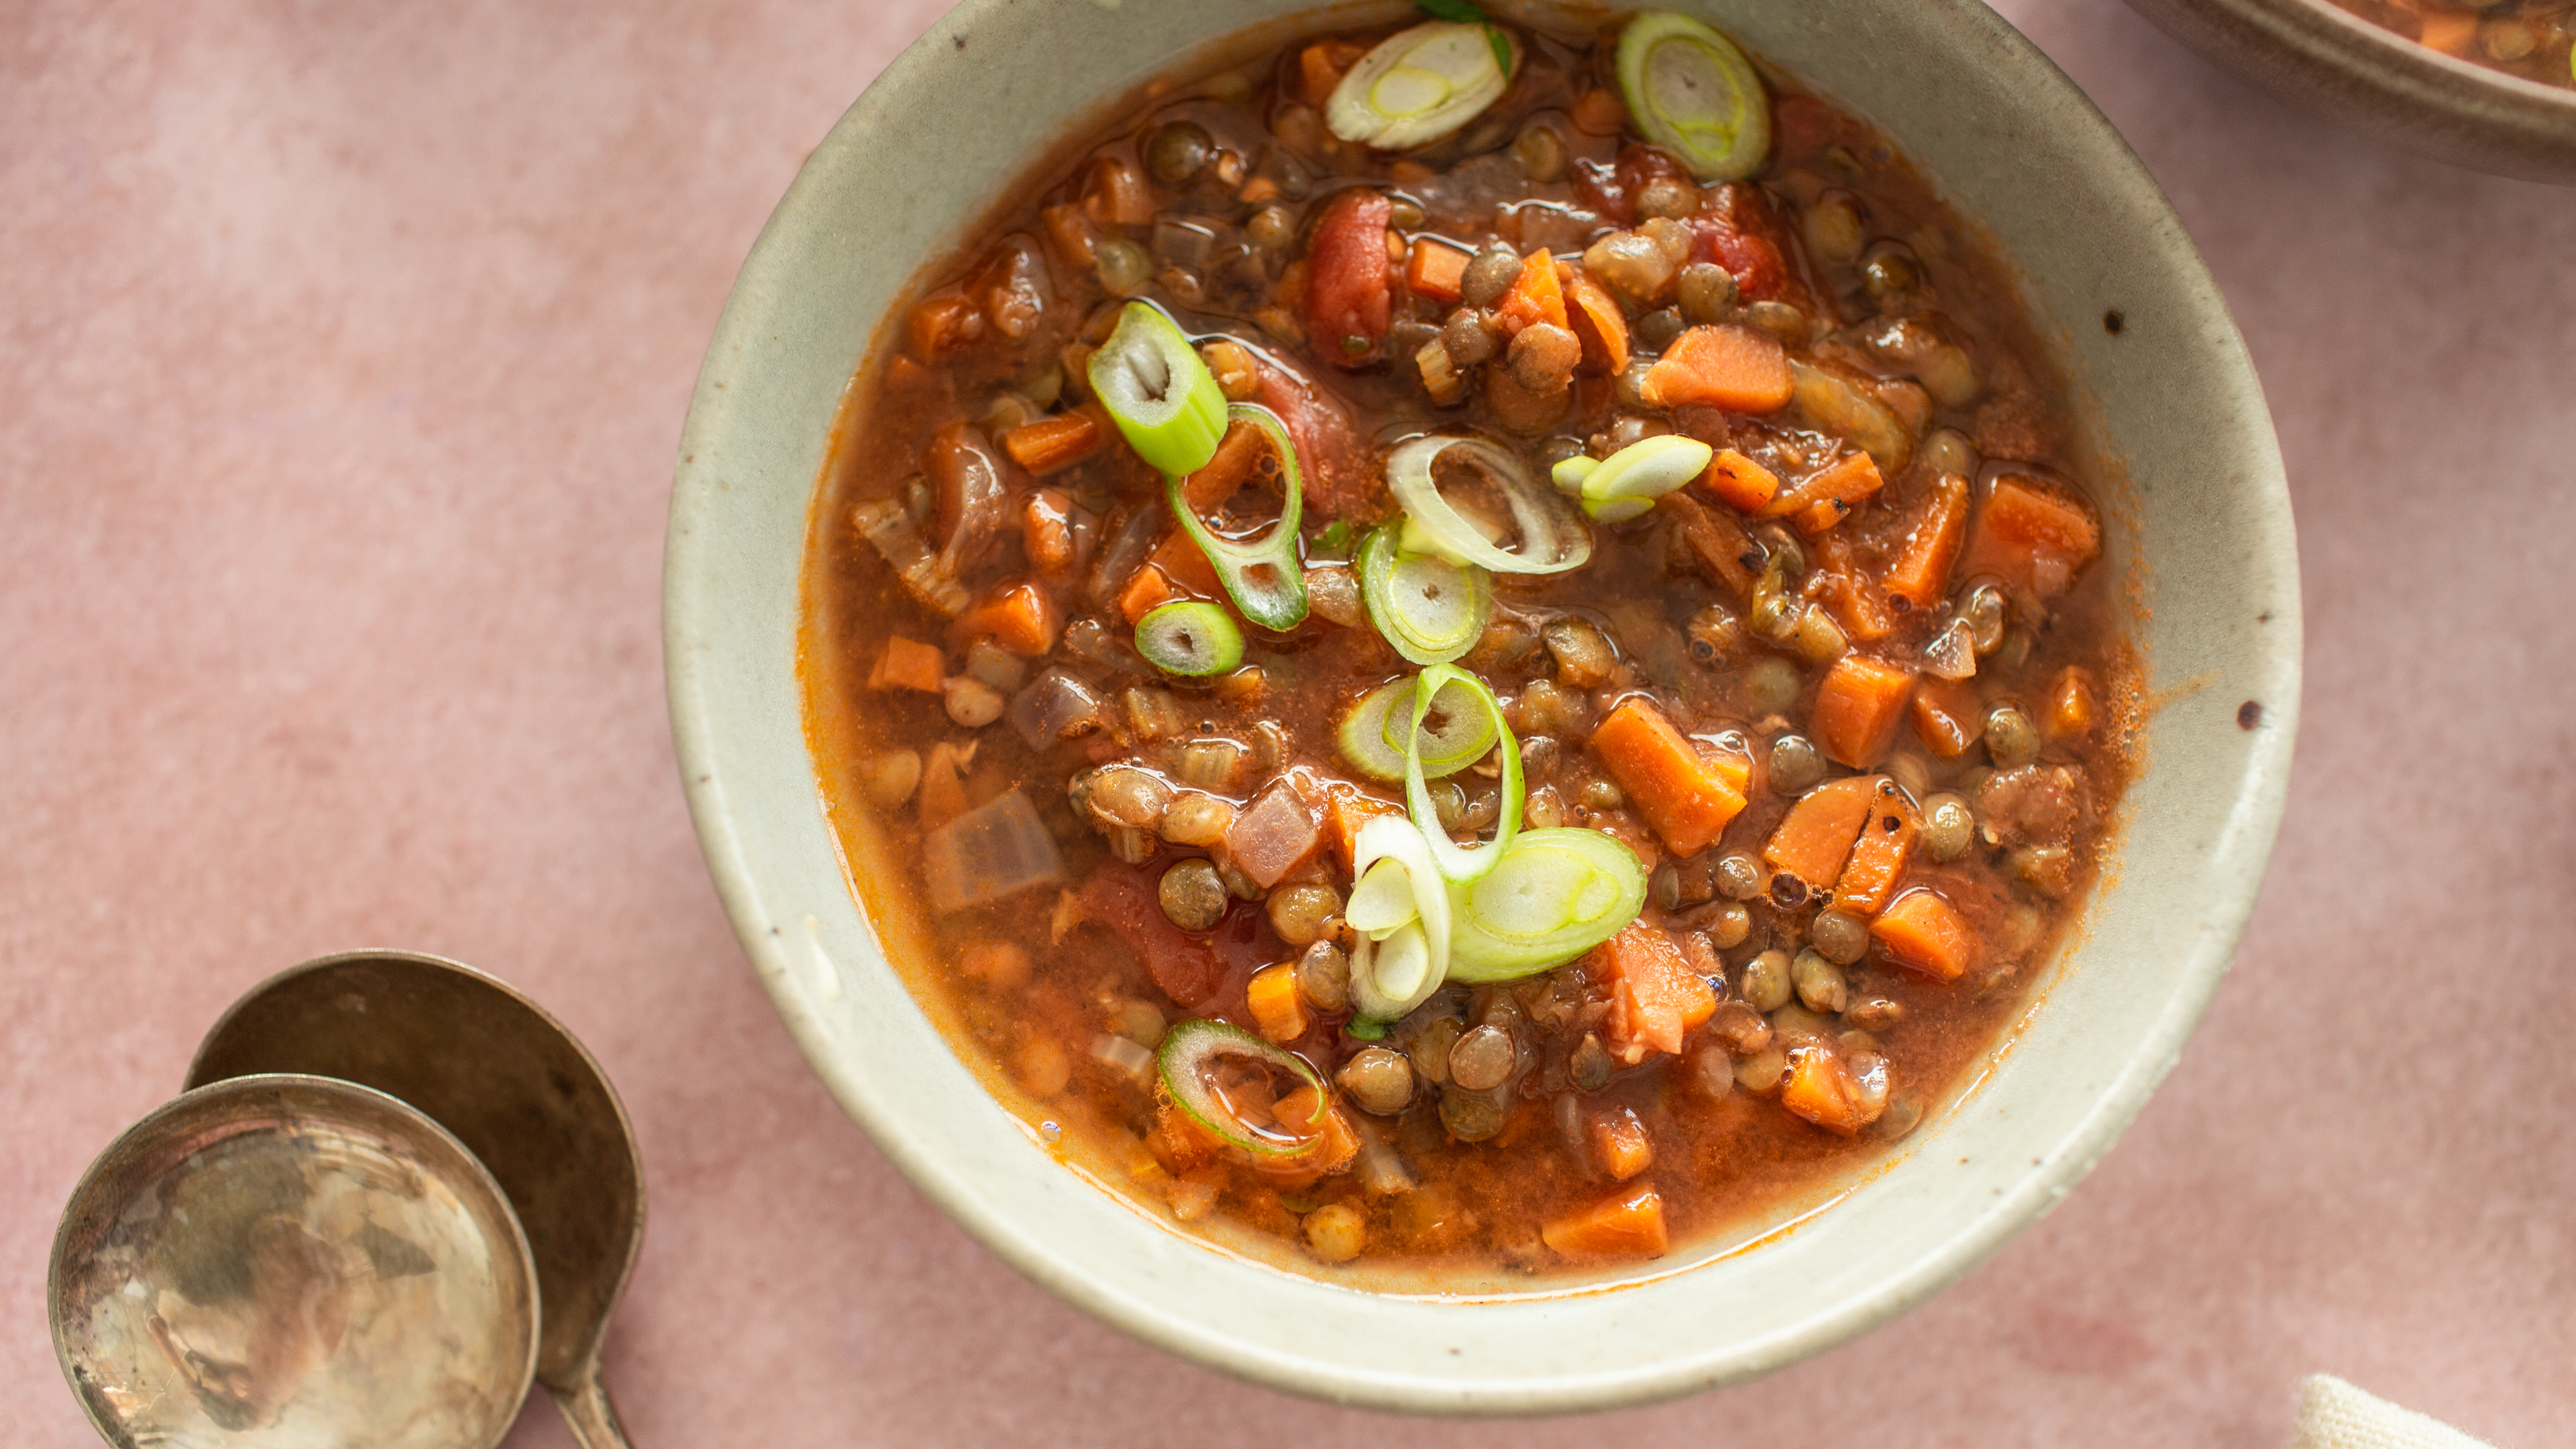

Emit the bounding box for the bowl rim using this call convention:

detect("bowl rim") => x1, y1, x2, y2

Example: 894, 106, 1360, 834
2125, 0, 2576, 183
665, 0, 2302, 1412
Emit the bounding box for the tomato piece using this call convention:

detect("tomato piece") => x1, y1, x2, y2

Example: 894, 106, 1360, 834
1079, 865, 1222, 1006
1303, 189, 1393, 370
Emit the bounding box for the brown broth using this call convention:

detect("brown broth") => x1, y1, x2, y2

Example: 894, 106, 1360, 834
801, 11, 2139, 1285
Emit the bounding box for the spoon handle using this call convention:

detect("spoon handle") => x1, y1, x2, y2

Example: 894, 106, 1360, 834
549, 1364, 635, 1449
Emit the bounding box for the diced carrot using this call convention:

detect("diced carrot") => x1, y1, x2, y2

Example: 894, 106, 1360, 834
1762, 449, 1884, 519
1780, 1044, 1878, 1135
1295, 40, 1362, 105
1832, 778, 1919, 916
918, 739, 975, 830
1910, 676, 1982, 759
1701, 448, 1780, 513
1810, 531, 1896, 643
1247, 962, 1309, 1044
2045, 665, 2098, 741
951, 580, 1062, 656
869, 635, 947, 692
1117, 564, 1181, 625
1321, 785, 1402, 873
1001, 411, 1103, 475
1589, 1109, 1656, 1181
1642, 325, 1792, 414
2418, 11, 2479, 52
1081, 156, 1155, 227
1764, 774, 1878, 891
1262, 1085, 1359, 1175
1543, 1183, 1669, 1257
1590, 698, 1747, 857
1493, 248, 1569, 335
1564, 271, 1631, 375
1179, 417, 1269, 513
1662, 492, 1761, 595
904, 290, 984, 360
1039, 203, 1097, 270
1146, 1103, 1226, 1173
1872, 888, 1977, 982
1594, 922, 1717, 1065
1022, 488, 1080, 579
1882, 472, 1970, 608
1707, 741, 1754, 798
1404, 237, 1471, 303
1960, 473, 2101, 600
1119, 531, 1224, 623
1811, 655, 1917, 767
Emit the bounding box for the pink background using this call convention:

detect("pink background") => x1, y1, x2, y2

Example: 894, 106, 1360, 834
5, 1, 2570, 1444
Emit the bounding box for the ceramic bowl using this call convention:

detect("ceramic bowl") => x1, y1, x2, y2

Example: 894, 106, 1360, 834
665, 0, 2300, 1412
2125, 0, 2576, 184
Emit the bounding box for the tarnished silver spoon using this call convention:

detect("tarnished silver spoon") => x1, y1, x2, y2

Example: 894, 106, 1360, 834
52, 1073, 541, 1449
186, 951, 644, 1448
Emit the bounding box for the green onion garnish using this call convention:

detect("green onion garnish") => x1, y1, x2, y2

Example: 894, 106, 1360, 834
1615, 11, 1772, 183
1357, 525, 1490, 665
1568, 433, 1715, 524
1163, 402, 1309, 631
1397, 663, 1522, 888
1134, 600, 1244, 676
1385, 434, 1592, 576
1155, 1020, 1330, 1155
1445, 828, 1650, 982
1089, 301, 1229, 476
1335, 675, 1499, 782
1326, 21, 1520, 151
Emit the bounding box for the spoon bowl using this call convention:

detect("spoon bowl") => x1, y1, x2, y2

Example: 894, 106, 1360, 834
186, 950, 643, 1447
51, 1074, 539, 1449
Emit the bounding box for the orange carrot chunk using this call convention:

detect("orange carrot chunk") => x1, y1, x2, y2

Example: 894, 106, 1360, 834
1247, 962, 1309, 1043
1594, 922, 1718, 1064
1591, 697, 1748, 857
1543, 1183, 1670, 1257
1405, 237, 1472, 303
1564, 271, 1631, 375
1811, 655, 1917, 767
869, 635, 947, 693
1833, 779, 1920, 916
1493, 248, 1569, 335
1960, 473, 2101, 600
2044, 665, 2098, 741
2418, 11, 2480, 53
1780, 1043, 1882, 1135
1262, 1085, 1360, 1176
1872, 888, 1978, 982
1001, 411, 1104, 475
1910, 676, 1982, 759
1320, 785, 1403, 873
1701, 448, 1781, 513
1882, 472, 1970, 608
1763, 449, 1885, 520
1641, 324, 1792, 413
1764, 775, 1880, 892
953, 579, 1063, 656
1589, 1109, 1656, 1181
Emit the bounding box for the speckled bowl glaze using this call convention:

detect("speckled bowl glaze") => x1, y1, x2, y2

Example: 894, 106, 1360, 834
666, 0, 2299, 1413
2125, 0, 2576, 184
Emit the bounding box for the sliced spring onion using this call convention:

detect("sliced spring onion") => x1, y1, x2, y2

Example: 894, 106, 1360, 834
1357, 525, 1490, 665
1345, 855, 1421, 938
1336, 676, 1499, 782
1349, 919, 1444, 1020
1089, 301, 1228, 475
1350, 812, 1453, 980
1398, 663, 1522, 887
1444, 828, 1650, 982
1615, 12, 1772, 184
1134, 600, 1244, 676
1156, 1020, 1330, 1155
1325, 21, 1519, 152
1385, 434, 1592, 576
1163, 402, 1309, 631
1574, 434, 1715, 524
1550, 455, 1599, 495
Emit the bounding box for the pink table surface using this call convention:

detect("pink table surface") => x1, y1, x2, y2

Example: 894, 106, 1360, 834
5, 1, 2571, 1444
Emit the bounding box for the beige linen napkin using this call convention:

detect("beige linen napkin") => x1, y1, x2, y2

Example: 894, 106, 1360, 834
2294, 1376, 2498, 1449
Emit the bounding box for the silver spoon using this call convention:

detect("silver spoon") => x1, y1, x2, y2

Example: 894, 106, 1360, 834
185, 951, 645, 1448
52, 1073, 541, 1449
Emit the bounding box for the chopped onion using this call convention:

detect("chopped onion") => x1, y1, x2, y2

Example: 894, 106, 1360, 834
1444, 827, 1649, 982
1163, 403, 1309, 631
1008, 668, 1105, 749
1571, 434, 1714, 524
1357, 525, 1490, 665
1134, 600, 1244, 676
1385, 434, 1592, 576
1325, 21, 1520, 151
1922, 618, 1978, 681
1615, 11, 1771, 183
1089, 301, 1228, 475
1155, 1020, 1330, 1155
921, 790, 1065, 912
1336, 675, 1497, 782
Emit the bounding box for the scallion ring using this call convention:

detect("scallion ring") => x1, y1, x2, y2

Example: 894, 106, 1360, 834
1398, 663, 1522, 886
1385, 434, 1592, 575
1336, 675, 1499, 782
1357, 525, 1490, 665
1444, 828, 1650, 982
1574, 433, 1714, 524
1348, 918, 1444, 1020
1615, 11, 1772, 183
1135, 600, 1244, 676
1163, 402, 1309, 631
1325, 21, 1520, 151
1089, 301, 1229, 475
1155, 1020, 1330, 1155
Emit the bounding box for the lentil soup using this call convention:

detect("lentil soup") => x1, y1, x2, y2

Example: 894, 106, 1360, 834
2323, 0, 2576, 87
803, 5, 2137, 1282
